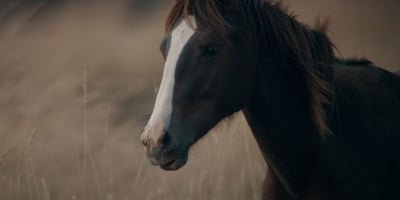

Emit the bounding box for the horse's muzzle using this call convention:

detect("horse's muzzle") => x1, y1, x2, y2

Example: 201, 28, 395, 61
141, 130, 188, 170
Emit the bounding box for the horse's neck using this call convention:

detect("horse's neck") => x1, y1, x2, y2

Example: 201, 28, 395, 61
242, 72, 325, 197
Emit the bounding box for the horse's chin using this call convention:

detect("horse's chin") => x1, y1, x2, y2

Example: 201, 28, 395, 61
160, 154, 188, 171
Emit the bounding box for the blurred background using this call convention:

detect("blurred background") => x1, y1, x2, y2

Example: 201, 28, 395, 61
0, 0, 399, 199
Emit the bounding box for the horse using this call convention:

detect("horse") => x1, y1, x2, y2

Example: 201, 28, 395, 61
140, 0, 400, 199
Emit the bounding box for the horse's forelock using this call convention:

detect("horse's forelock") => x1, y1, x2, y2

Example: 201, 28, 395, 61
165, 0, 231, 41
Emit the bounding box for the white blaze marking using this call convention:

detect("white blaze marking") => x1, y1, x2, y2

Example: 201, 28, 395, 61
144, 17, 197, 137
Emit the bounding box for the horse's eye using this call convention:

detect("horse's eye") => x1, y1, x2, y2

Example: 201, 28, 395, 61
201, 45, 219, 57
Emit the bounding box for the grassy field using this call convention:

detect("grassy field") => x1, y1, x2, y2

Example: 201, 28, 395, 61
0, 1, 399, 200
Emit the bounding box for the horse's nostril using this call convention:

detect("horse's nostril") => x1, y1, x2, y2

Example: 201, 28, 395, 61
161, 131, 171, 146
161, 131, 176, 153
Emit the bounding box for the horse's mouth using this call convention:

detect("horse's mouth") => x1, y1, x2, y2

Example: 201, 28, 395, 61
159, 154, 188, 171
160, 160, 177, 170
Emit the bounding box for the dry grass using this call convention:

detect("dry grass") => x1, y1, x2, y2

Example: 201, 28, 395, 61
0, 1, 399, 200
0, 2, 266, 200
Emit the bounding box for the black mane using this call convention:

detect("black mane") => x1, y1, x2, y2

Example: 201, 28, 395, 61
335, 58, 373, 66
239, 1, 335, 135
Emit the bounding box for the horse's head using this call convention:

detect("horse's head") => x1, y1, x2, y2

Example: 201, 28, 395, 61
141, 0, 332, 170
141, 0, 257, 170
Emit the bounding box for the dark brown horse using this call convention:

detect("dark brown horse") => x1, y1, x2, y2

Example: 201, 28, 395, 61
140, 0, 400, 199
